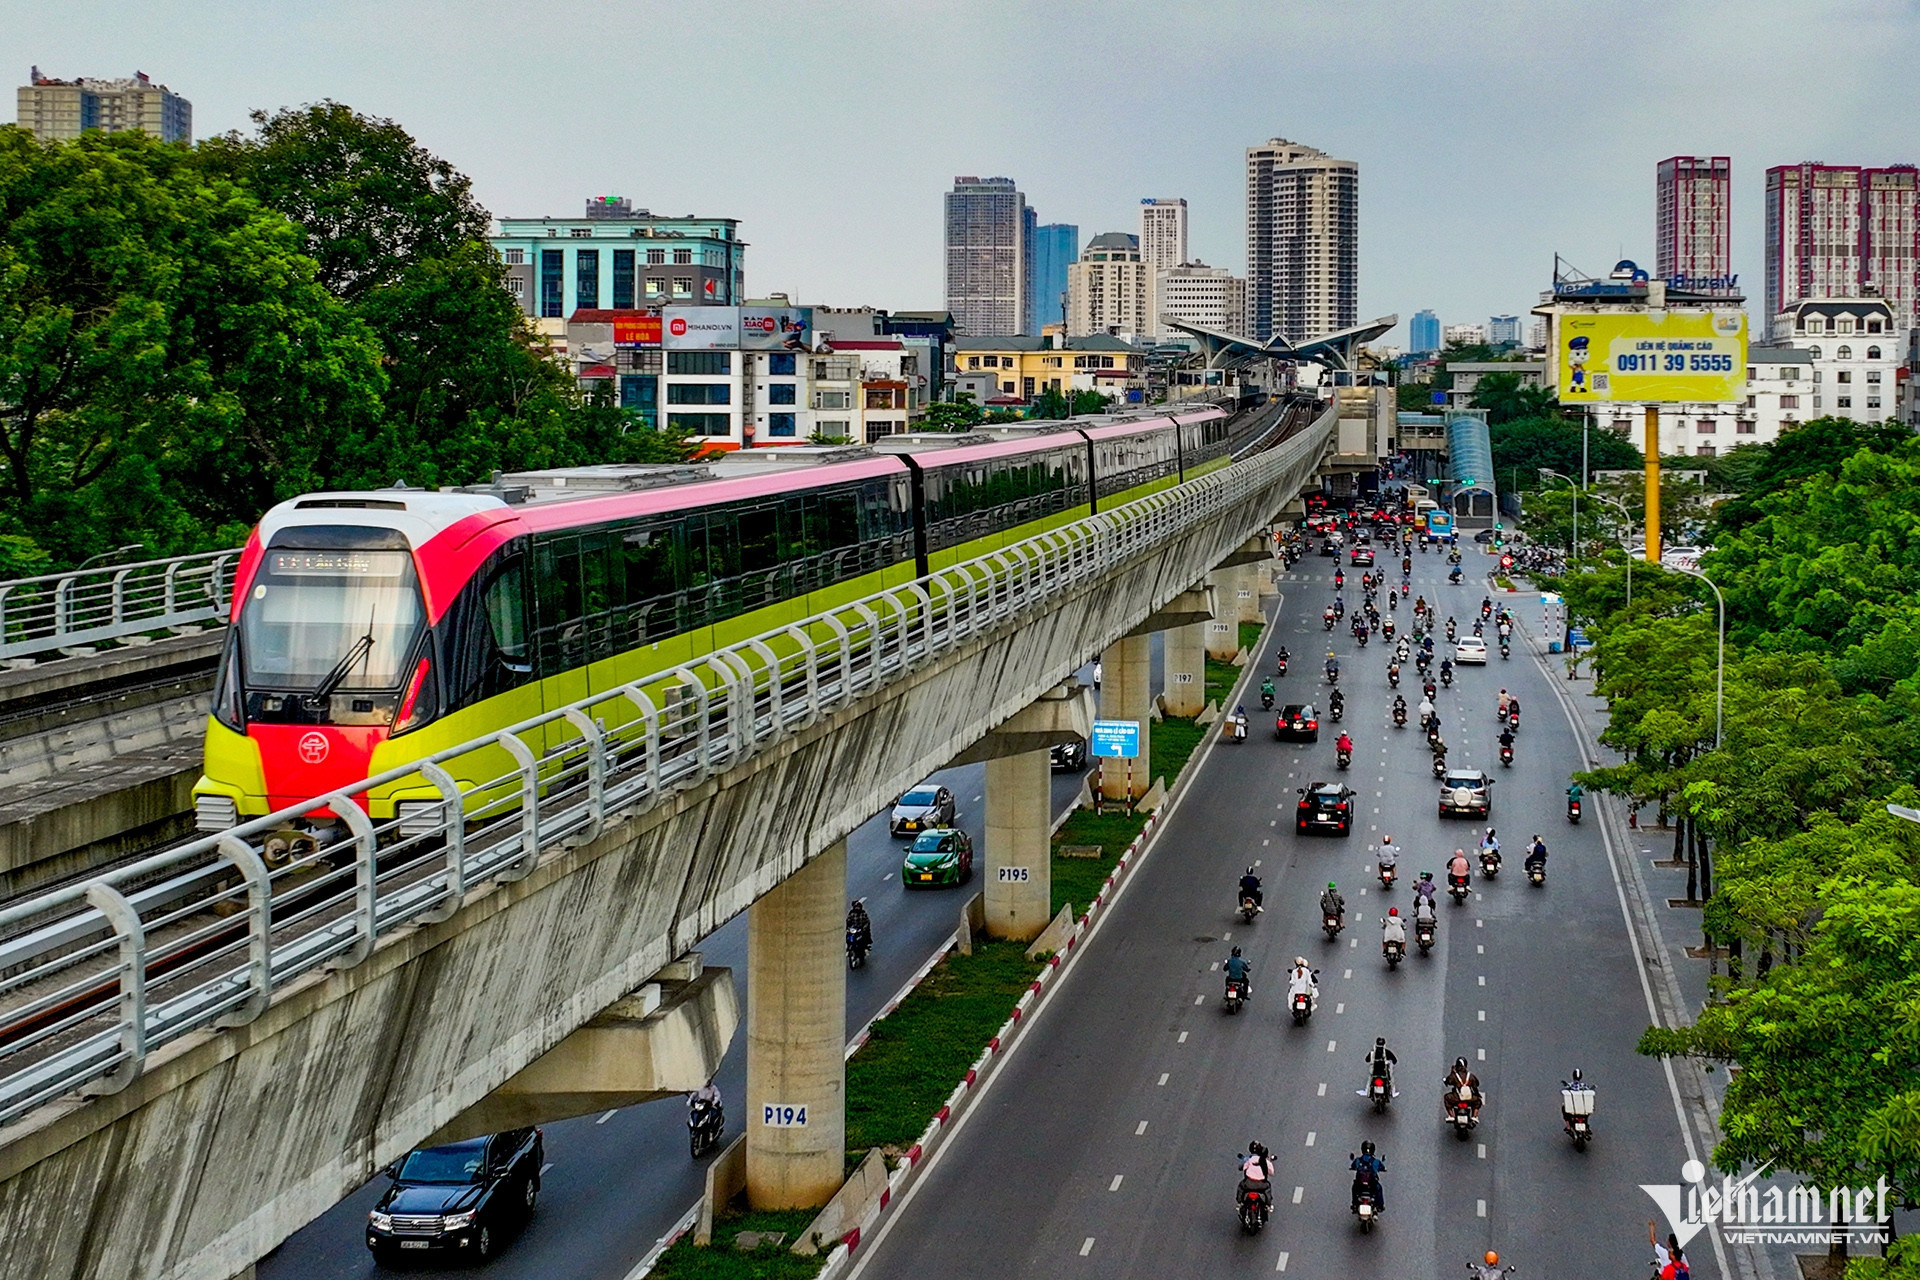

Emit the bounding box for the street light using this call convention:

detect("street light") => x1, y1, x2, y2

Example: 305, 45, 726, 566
1537, 468, 1579, 555
1587, 491, 1635, 608
1671, 562, 1725, 750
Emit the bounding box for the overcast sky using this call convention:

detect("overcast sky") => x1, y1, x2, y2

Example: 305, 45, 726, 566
15, 0, 1920, 343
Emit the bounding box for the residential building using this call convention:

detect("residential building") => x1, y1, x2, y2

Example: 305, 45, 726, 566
1655, 156, 1732, 288
945, 176, 1029, 335
1442, 323, 1488, 347
16, 67, 190, 143
819, 339, 919, 442
1151, 261, 1245, 339
1443, 360, 1547, 412
1244, 137, 1359, 343
1022, 203, 1038, 333
1765, 162, 1920, 331
1487, 315, 1523, 346
951, 334, 1146, 406
1028, 223, 1079, 334
1770, 298, 1901, 422
1904, 327, 1920, 428
1139, 198, 1189, 275
1067, 232, 1148, 338
1408, 309, 1440, 354
492, 200, 743, 325
1527, 317, 1549, 350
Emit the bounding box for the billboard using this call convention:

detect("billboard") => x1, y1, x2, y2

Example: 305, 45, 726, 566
1555, 309, 1747, 404
663, 306, 740, 350
738, 306, 812, 350
612, 313, 661, 346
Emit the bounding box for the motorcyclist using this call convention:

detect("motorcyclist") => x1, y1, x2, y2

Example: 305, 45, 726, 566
1524, 835, 1548, 875
1448, 847, 1472, 889
1286, 957, 1319, 1011
1439, 657, 1454, 684
1480, 828, 1501, 858
1444, 1056, 1485, 1120
1320, 881, 1346, 924
1566, 780, 1583, 805
1238, 1140, 1275, 1216
1336, 729, 1354, 756
1381, 907, 1407, 956
1480, 597, 1493, 620
1391, 693, 1408, 722
1497, 688, 1511, 718
1239, 867, 1265, 912
1471, 1250, 1510, 1280
1349, 1140, 1388, 1213
1224, 945, 1252, 995
1361, 1037, 1399, 1096
847, 899, 872, 950
1506, 693, 1520, 722
1324, 604, 1336, 628
1375, 833, 1398, 873
1449, 565, 1463, 584
1231, 704, 1249, 739
1418, 694, 1435, 725
1498, 725, 1515, 756
1446, 615, 1457, 640
1330, 688, 1346, 716
1414, 870, 1438, 911
1260, 675, 1275, 706
1325, 654, 1340, 683
1387, 660, 1401, 686
1334, 568, 1345, 589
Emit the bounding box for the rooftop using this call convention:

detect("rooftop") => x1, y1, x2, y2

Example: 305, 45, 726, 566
952, 334, 1144, 353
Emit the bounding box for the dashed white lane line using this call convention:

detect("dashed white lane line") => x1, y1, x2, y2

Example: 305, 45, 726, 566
1343, 968, 1352, 979
1291, 1186, 1304, 1204
1304, 1131, 1316, 1147
1157, 1073, 1169, 1087
1222, 931, 1231, 940
1477, 944, 1484, 954
1349, 937, 1358, 947
1210, 961, 1219, 971
1270, 819, 1277, 827
1263, 838, 1270, 846
1277, 1249, 1290, 1270
1327, 1040, 1337, 1052
1110, 1175, 1124, 1191
1253, 860, 1262, 868
1136, 1120, 1149, 1135
1317, 1082, 1327, 1097
597, 1110, 617, 1124
1195, 994, 1205, 1005
1478, 1143, 1488, 1159
1478, 1048, 1486, 1061
1478, 1010, 1486, 1021
1178, 1031, 1189, 1043
1477, 1199, 1487, 1218
1478, 975, 1486, 986
1335, 1003, 1345, 1014
1081, 1237, 1095, 1256
1476, 918, 1484, 928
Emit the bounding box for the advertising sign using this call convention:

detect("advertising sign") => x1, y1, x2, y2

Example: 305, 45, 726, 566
738, 306, 812, 350
1555, 309, 1747, 404
662, 306, 740, 350
612, 313, 662, 347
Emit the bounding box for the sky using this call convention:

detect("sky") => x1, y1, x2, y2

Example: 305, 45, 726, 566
14, 0, 1920, 345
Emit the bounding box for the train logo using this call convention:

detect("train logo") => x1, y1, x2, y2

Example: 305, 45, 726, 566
298, 732, 330, 765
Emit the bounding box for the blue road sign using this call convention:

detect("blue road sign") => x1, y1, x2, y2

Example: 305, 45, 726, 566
1090, 719, 1141, 759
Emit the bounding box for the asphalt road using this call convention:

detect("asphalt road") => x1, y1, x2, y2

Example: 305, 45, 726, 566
261, 644, 1149, 1280
848, 537, 1715, 1280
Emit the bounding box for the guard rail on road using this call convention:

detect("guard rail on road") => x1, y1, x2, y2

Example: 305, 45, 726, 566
0, 409, 1332, 1125
0, 551, 236, 662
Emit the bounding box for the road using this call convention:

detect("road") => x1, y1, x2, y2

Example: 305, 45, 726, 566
848, 537, 1715, 1280
261, 641, 1158, 1280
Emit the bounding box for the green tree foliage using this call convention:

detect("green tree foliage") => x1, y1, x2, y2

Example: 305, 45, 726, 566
1489, 416, 1642, 490
1468, 370, 1556, 425
1030, 387, 1113, 420
1712, 417, 1911, 533
921, 396, 984, 432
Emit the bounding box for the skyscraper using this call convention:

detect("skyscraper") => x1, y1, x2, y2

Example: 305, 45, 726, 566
945, 176, 1029, 336
1029, 223, 1079, 334
1139, 198, 1189, 276
1766, 162, 1920, 331
1021, 203, 1038, 334
1488, 315, 1522, 346
1655, 156, 1731, 287
1067, 233, 1147, 337
16, 67, 191, 143
1245, 138, 1358, 344
1409, 310, 1440, 354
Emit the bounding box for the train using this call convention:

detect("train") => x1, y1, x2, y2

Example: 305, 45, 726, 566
192, 406, 1236, 834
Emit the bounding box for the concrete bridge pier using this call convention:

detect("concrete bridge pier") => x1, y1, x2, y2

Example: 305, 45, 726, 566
746, 840, 846, 1209
1141, 586, 1215, 719
1096, 635, 1153, 802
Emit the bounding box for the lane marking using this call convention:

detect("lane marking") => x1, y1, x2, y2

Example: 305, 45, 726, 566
1342, 968, 1351, 979
1478, 975, 1486, 986
1476, 918, 1484, 928
1277, 1250, 1290, 1271
1222, 931, 1231, 940
1081, 1237, 1095, 1257
1110, 1175, 1124, 1191
1263, 838, 1270, 846
1317, 1082, 1326, 1097
1326, 1040, 1337, 1052
1335, 1003, 1345, 1014
1178, 1031, 1189, 1043
1477, 1199, 1487, 1218
1477, 1048, 1486, 1061
1478, 1143, 1487, 1159
1304, 1131, 1316, 1147
1253, 860, 1262, 867
1477, 944, 1484, 954
883, 873, 893, 881
1349, 938, 1357, 948
1478, 1010, 1486, 1021
1210, 962, 1219, 970
1157, 1074, 1168, 1087
1194, 994, 1204, 1005
1136, 1120, 1149, 1135
597, 1110, 617, 1125
1291, 1187, 1304, 1205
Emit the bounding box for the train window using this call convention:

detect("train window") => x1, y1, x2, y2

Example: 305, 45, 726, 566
484, 561, 530, 668
737, 504, 781, 573
620, 525, 680, 641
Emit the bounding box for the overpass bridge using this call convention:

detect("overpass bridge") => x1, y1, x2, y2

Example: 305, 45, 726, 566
0, 399, 1342, 1280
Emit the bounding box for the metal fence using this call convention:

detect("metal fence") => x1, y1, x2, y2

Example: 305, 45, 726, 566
0, 410, 1331, 1126
0, 551, 237, 662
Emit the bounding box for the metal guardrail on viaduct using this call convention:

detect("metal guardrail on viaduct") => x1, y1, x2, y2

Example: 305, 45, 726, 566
0, 399, 1338, 1280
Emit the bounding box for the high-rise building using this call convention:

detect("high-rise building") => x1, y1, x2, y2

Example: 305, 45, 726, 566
1245, 138, 1358, 344
1029, 223, 1079, 334
1021, 203, 1038, 333
945, 176, 1029, 336
1067, 233, 1147, 337
1409, 310, 1440, 354
1443, 323, 1488, 347
16, 67, 190, 143
1151, 261, 1245, 340
1766, 162, 1920, 332
1654, 156, 1732, 288
1139, 198, 1189, 276
1488, 315, 1523, 346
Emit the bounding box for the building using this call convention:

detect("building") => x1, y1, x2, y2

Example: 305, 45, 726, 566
1409, 310, 1440, 354
951, 334, 1146, 406
1527, 317, 1549, 350
16, 67, 190, 143
1442, 323, 1488, 347
1769, 298, 1901, 421
1028, 223, 1079, 335
492, 200, 744, 324
1487, 315, 1523, 346
1151, 261, 1246, 340
1443, 360, 1547, 412
1067, 233, 1148, 338
1244, 137, 1359, 343
945, 176, 1029, 335
1765, 162, 1920, 331
1655, 156, 1732, 288
1139, 198, 1189, 275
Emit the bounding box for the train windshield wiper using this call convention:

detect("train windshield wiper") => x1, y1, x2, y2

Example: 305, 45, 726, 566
309, 629, 375, 701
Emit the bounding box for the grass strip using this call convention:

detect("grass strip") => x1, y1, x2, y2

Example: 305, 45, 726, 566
647, 1209, 823, 1280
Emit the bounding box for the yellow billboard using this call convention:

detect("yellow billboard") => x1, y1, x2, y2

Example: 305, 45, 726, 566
1555, 309, 1747, 404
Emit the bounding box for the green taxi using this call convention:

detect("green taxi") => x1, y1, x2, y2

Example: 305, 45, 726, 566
900, 828, 974, 889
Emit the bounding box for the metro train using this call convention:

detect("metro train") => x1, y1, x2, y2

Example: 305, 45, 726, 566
192, 407, 1235, 832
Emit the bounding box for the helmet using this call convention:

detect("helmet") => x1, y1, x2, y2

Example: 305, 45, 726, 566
1361, 1139, 1376, 1155
1294, 956, 1308, 968
1455, 1056, 1469, 1073
1231, 946, 1242, 957
1381, 834, 1393, 845
1486, 828, 1496, 838
1388, 906, 1399, 916
1246, 865, 1257, 876
1486, 1252, 1501, 1266
1327, 881, 1337, 890
1374, 1036, 1386, 1047
1571, 1067, 1583, 1082
1421, 870, 1433, 881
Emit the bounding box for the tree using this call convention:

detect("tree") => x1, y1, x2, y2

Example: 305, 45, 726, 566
921, 396, 984, 432
1031, 387, 1112, 419
1469, 370, 1557, 425
1712, 417, 1911, 533
1489, 416, 1641, 490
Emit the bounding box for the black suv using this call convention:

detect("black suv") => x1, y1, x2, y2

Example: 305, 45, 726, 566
1050, 739, 1088, 771
1296, 782, 1356, 836
1275, 703, 1320, 742
367, 1128, 543, 1264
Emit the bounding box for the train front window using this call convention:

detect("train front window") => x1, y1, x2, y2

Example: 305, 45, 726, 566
241, 551, 424, 693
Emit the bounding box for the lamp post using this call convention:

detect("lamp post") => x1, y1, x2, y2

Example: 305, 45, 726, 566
1588, 491, 1634, 608
1537, 468, 1579, 556
1672, 562, 1725, 750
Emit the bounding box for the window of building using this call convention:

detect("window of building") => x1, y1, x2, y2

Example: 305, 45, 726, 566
1809, 347, 1822, 358
1813, 370, 1823, 382
968, 357, 980, 369
540, 249, 563, 319
575, 249, 599, 311
1022, 377, 1035, 398
1868, 398, 1882, 409
1781, 367, 1797, 381
1745, 396, 1756, 408
1746, 367, 1756, 383
1696, 444, 1716, 457
647, 249, 665, 265
767, 413, 797, 437
767, 382, 796, 405
548, 228, 558, 237
1838, 371, 1852, 383
645, 277, 665, 297
1696, 419, 1716, 433
667, 413, 731, 436
1868, 346, 1882, 360
667, 383, 730, 405
1796, 316, 1807, 332
1867, 319, 1883, 333
767, 353, 795, 376
1838, 346, 1852, 360
1838, 396, 1853, 409
569, 227, 592, 238
667, 351, 730, 375
815, 419, 850, 436
502, 248, 525, 265
673, 277, 694, 296
1737, 420, 1756, 434
1838, 319, 1855, 335
868, 420, 898, 440
814, 390, 851, 410
612, 250, 634, 310
1611, 418, 1632, 432
1868, 371, 1882, 383
673, 249, 693, 265
507, 277, 524, 297
1780, 395, 1799, 409
1001, 380, 1015, 393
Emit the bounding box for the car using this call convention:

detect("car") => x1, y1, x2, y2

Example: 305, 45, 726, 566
1296, 781, 1356, 836
1438, 769, 1495, 819
1453, 636, 1489, 665
890, 784, 957, 837
1050, 739, 1088, 771
367, 1128, 543, 1264
1275, 703, 1320, 742
1473, 529, 1500, 544
1319, 538, 1340, 557
901, 827, 974, 888
1350, 546, 1375, 566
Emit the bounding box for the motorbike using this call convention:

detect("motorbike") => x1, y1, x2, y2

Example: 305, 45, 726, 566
1450, 568, 1462, 584
1448, 1085, 1480, 1139
1383, 619, 1396, 640
1383, 936, 1405, 970
1353, 1178, 1381, 1233
1325, 613, 1337, 631
1480, 849, 1501, 879
1441, 667, 1453, 688
1508, 708, 1521, 732
1224, 713, 1248, 742
1224, 976, 1248, 1015
1499, 743, 1513, 767
1392, 705, 1407, 727
1447, 871, 1471, 901
1414, 916, 1436, 953
1526, 859, 1546, 887
1276, 656, 1289, 678
689, 1096, 725, 1158
1427, 724, 1442, 746
1237, 1165, 1272, 1233
1240, 893, 1260, 923
1367, 1068, 1393, 1113
1337, 748, 1352, 770
1446, 624, 1457, 642
1331, 700, 1345, 723
1290, 990, 1315, 1025
1378, 862, 1397, 888
1388, 668, 1401, 689
1500, 641, 1510, 660
1561, 1080, 1596, 1151
1326, 668, 1340, 687
847, 926, 871, 969
1354, 628, 1369, 648
1431, 756, 1448, 778
1567, 797, 1581, 824
1260, 683, 1275, 710
1324, 911, 1345, 940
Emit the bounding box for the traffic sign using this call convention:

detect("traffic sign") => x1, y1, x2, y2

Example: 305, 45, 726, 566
1090, 719, 1141, 759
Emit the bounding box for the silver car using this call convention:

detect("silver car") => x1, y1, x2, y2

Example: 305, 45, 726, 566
1438, 769, 1493, 819
889, 784, 957, 838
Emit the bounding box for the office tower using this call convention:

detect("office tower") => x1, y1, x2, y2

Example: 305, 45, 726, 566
1655, 156, 1731, 287
1409, 310, 1440, 353
1151, 262, 1244, 339
16, 67, 190, 143
1245, 137, 1358, 344
1029, 223, 1079, 334
1139, 198, 1189, 275
1488, 315, 1522, 345
945, 176, 1029, 335
1021, 203, 1038, 333
1766, 162, 1920, 331
1067, 233, 1147, 337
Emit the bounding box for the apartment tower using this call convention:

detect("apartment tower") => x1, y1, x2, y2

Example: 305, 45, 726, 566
16, 67, 191, 143
1139, 198, 1189, 276
1655, 156, 1731, 287
1765, 162, 1920, 332
1245, 138, 1358, 344
945, 176, 1030, 336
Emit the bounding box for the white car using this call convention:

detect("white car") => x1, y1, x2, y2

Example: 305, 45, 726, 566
1453, 636, 1489, 665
